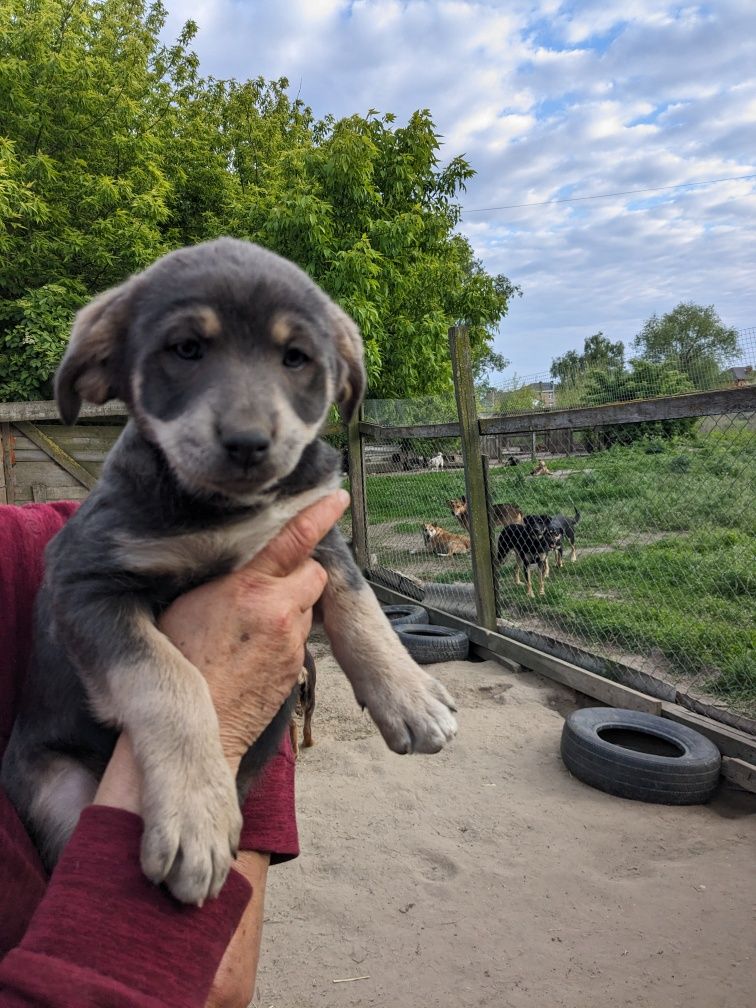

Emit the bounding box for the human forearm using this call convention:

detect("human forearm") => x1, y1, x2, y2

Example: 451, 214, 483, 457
0, 806, 250, 1008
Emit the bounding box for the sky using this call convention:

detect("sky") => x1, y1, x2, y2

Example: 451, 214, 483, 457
162, 0, 756, 381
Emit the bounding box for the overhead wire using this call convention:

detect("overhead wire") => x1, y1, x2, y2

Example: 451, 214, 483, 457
462, 173, 756, 213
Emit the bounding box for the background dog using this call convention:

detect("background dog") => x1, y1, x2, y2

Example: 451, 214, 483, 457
2, 238, 457, 906
429, 452, 444, 471
523, 510, 580, 569
422, 522, 470, 555
497, 519, 560, 597
290, 650, 316, 758
449, 495, 523, 531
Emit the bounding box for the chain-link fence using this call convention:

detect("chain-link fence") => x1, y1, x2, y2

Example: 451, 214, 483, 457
358, 335, 756, 733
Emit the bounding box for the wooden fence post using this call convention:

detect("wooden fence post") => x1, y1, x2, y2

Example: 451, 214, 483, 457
347, 408, 369, 570
448, 325, 498, 630
1, 423, 15, 505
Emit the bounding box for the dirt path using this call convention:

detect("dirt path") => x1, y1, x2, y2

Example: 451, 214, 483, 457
256, 635, 755, 1008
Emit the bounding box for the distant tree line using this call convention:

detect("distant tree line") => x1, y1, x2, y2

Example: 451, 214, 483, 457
547, 303, 742, 448
0, 0, 517, 402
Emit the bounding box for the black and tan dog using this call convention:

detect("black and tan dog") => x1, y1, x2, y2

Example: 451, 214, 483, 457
1, 238, 457, 905
497, 519, 560, 597
525, 510, 580, 567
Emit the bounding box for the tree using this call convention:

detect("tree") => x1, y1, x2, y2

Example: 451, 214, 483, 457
550, 331, 625, 388
0, 0, 189, 398
633, 303, 741, 391
0, 2, 516, 402
582, 359, 696, 449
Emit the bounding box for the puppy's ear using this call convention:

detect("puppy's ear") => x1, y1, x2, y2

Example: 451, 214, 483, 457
329, 301, 366, 422
55, 279, 136, 425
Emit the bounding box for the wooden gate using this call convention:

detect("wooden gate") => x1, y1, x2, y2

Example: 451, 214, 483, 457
0, 401, 126, 505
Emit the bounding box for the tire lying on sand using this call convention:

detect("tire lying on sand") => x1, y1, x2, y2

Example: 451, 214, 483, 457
381, 604, 429, 627
560, 707, 721, 805
395, 624, 469, 664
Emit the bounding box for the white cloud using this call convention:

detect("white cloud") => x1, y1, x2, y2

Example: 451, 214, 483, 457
162, 0, 756, 374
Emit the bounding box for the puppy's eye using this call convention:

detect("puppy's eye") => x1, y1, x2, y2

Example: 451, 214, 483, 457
171, 338, 204, 361
283, 347, 310, 369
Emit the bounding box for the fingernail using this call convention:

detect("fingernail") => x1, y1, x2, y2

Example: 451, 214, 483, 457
335, 488, 350, 507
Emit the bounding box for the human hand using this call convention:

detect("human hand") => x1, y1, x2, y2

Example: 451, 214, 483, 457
158, 489, 349, 767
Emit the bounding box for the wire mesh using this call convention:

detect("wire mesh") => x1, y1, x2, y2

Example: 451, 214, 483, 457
361, 391, 756, 730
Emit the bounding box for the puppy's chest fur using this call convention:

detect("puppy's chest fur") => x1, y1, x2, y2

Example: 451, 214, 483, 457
112, 480, 339, 587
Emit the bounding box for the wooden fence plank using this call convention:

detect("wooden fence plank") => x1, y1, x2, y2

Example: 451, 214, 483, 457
0, 400, 128, 422
479, 386, 756, 436
721, 756, 756, 794
14, 422, 97, 490
354, 386, 756, 441
660, 703, 756, 763
1, 423, 15, 504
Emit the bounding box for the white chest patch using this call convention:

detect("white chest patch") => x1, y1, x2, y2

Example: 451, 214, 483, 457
113, 478, 340, 579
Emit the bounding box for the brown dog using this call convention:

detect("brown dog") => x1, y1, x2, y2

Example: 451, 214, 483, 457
448, 495, 523, 531
530, 459, 552, 476
290, 650, 316, 758
422, 522, 471, 556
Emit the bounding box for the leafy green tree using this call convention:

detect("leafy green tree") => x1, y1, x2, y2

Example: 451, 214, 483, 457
550, 331, 625, 388
582, 359, 696, 449
633, 303, 740, 391
0, 0, 189, 398
0, 2, 516, 402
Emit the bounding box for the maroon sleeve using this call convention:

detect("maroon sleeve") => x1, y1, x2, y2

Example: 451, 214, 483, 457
240, 734, 299, 862
0, 807, 250, 1008
0, 502, 79, 755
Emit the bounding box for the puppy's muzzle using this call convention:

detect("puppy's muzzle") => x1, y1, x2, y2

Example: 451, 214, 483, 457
221, 429, 271, 468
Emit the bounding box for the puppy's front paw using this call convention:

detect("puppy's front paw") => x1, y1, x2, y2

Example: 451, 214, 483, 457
360, 663, 458, 755
140, 756, 242, 905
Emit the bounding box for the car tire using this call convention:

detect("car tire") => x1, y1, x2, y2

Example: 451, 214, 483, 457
381, 604, 429, 627
561, 707, 721, 805
395, 624, 469, 664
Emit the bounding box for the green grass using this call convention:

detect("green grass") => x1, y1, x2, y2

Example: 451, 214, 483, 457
364, 429, 756, 714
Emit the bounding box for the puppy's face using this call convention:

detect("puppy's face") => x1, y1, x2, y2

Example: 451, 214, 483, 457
422, 523, 440, 543
55, 239, 365, 500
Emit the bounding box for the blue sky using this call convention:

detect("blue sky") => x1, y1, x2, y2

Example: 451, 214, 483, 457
163, 0, 756, 380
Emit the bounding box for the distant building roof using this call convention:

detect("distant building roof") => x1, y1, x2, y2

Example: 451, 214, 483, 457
729, 366, 753, 381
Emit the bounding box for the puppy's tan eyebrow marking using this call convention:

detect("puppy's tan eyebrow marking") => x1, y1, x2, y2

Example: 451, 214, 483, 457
194, 305, 222, 338
270, 312, 294, 346
270, 312, 311, 347
163, 304, 222, 339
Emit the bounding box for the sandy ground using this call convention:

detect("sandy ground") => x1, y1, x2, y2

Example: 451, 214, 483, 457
255, 632, 756, 1008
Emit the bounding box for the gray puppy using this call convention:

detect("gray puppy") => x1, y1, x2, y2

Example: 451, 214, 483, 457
2, 238, 457, 905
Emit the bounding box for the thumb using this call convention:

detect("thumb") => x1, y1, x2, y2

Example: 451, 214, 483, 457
247, 490, 350, 578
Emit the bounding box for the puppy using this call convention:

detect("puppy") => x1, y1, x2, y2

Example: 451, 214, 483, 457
1, 238, 457, 906
290, 650, 316, 758
429, 452, 444, 471
497, 519, 559, 597
448, 495, 523, 531
422, 522, 470, 556
530, 459, 552, 476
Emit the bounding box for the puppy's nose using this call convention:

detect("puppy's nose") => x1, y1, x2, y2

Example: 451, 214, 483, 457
222, 430, 270, 468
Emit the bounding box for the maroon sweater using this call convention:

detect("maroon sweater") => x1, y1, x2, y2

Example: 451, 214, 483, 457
0, 503, 299, 1007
